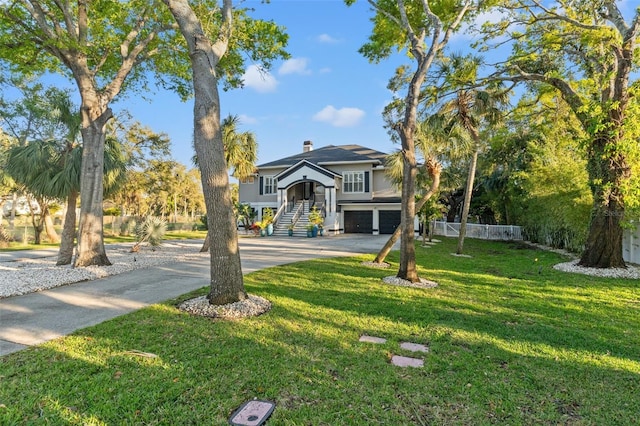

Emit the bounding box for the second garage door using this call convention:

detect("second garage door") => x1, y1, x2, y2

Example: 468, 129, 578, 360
344, 210, 373, 234
379, 210, 401, 234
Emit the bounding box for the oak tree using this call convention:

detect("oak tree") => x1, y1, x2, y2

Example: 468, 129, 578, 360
163, 0, 287, 305
482, 1, 640, 267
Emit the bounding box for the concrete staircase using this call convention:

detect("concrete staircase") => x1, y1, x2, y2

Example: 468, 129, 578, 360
273, 200, 310, 237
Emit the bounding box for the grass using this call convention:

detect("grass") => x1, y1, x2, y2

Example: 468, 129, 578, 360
1, 237, 639, 425
0, 229, 207, 251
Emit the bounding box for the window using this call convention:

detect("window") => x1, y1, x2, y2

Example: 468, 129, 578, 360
240, 176, 255, 184
343, 171, 364, 193
263, 176, 276, 194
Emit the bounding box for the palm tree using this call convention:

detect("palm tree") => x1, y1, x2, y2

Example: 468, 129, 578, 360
434, 55, 509, 254
372, 114, 469, 264
439, 87, 507, 254
6, 141, 58, 245
221, 115, 258, 181
198, 114, 258, 252
6, 92, 127, 264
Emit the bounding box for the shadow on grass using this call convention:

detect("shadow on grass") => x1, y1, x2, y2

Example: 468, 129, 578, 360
248, 251, 639, 365
1, 238, 639, 424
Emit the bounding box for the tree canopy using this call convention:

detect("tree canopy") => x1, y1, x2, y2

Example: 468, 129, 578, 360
479, 0, 640, 267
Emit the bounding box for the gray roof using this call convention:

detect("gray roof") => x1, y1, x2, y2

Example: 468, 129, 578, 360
258, 144, 388, 168
338, 197, 402, 204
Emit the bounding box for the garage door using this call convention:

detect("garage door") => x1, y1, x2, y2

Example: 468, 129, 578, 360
379, 210, 401, 234
344, 211, 373, 234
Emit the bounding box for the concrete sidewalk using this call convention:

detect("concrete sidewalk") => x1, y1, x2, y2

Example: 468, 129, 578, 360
0, 234, 397, 356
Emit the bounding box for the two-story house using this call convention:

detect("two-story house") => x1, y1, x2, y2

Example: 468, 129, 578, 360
238, 141, 405, 235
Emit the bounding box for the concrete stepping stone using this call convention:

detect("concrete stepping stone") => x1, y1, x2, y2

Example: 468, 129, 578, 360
391, 355, 424, 368
359, 335, 387, 344
400, 342, 429, 353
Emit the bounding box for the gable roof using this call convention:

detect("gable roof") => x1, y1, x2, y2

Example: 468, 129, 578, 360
257, 144, 388, 169
274, 159, 341, 181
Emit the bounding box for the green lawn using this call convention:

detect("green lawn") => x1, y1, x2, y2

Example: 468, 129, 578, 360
0, 229, 207, 251
1, 237, 638, 425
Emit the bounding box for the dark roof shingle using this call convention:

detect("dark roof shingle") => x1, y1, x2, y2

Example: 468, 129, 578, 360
258, 144, 388, 168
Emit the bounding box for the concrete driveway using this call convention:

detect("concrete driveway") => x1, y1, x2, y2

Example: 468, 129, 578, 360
0, 234, 397, 356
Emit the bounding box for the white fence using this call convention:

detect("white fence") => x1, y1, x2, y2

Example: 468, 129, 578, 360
623, 225, 640, 264
430, 220, 640, 263
431, 221, 523, 241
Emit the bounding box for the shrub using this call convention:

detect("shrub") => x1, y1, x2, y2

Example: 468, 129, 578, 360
131, 216, 167, 252
0, 225, 13, 247
198, 215, 208, 231
103, 207, 122, 216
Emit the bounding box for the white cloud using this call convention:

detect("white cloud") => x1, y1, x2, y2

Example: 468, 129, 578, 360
278, 58, 312, 76
312, 105, 365, 127
242, 64, 278, 93
238, 114, 258, 125
317, 33, 340, 44
453, 9, 511, 42
319, 67, 332, 74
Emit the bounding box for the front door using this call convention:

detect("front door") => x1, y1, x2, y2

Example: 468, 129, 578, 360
304, 182, 314, 200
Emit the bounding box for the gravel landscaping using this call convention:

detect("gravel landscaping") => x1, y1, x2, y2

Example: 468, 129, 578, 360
0, 241, 207, 298
553, 260, 640, 279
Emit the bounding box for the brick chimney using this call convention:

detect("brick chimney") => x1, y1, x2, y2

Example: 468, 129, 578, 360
303, 140, 313, 152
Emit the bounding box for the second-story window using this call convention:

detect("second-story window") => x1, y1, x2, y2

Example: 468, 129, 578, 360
263, 176, 276, 194
343, 171, 364, 193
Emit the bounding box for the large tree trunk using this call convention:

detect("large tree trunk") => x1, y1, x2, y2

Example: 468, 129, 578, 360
579, 135, 628, 268
31, 217, 43, 245
397, 129, 419, 282
374, 159, 441, 264
165, 0, 246, 305
27, 196, 44, 245
75, 105, 112, 267
456, 147, 479, 255
579, 206, 625, 267
57, 190, 78, 265
43, 211, 60, 243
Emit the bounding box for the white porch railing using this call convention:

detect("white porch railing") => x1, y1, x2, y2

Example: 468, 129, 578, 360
272, 202, 288, 227
431, 221, 523, 241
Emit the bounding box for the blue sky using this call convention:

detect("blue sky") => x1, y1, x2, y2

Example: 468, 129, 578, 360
114, 0, 412, 168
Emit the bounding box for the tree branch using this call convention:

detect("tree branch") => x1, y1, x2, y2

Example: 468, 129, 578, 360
527, 0, 603, 30
494, 65, 589, 125
210, 0, 232, 67
603, 1, 630, 35
51, 0, 75, 39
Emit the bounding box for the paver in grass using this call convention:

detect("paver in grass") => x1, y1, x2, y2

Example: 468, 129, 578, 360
229, 400, 275, 426
391, 355, 424, 368
400, 342, 429, 353
359, 335, 387, 344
